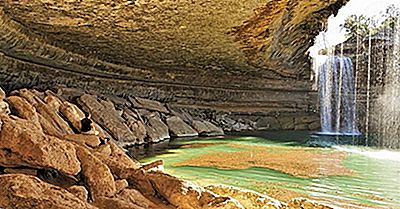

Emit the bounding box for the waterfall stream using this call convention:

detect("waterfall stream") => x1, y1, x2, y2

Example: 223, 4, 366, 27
318, 56, 360, 135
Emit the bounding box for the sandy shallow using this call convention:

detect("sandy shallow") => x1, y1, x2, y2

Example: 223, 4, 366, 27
173, 143, 353, 178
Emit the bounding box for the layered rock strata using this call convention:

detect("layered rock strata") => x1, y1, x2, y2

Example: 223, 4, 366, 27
0, 1, 350, 131
0, 87, 336, 209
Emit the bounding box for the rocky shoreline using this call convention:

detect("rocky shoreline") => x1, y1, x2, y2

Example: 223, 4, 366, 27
0, 87, 334, 209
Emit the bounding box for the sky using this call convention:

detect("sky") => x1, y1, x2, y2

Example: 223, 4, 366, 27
309, 0, 400, 57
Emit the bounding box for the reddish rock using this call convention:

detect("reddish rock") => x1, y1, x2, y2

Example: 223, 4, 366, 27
93, 142, 141, 179
76, 145, 116, 201
0, 115, 81, 176
67, 185, 89, 202
64, 134, 102, 148
0, 174, 96, 209
17, 89, 74, 137
115, 179, 129, 194
131, 171, 241, 209
92, 196, 145, 209
5, 96, 39, 123
117, 189, 166, 209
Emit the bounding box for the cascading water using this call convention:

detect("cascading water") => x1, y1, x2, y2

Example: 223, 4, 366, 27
318, 55, 360, 135
372, 19, 400, 148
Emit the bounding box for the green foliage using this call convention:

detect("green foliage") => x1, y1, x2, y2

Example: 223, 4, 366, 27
340, 4, 400, 40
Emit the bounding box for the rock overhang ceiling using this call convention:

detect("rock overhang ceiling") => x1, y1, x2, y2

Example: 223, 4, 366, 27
0, 0, 348, 113
1, 0, 348, 79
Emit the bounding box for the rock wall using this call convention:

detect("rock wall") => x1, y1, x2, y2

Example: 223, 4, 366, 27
0, 0, 349, 131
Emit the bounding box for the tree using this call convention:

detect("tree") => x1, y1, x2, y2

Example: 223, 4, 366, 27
340, 15, 375, 39
340, 5, 400, 40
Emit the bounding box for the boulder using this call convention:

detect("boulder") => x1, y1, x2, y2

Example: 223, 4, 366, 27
121, 109, 146, 144
93, 142, 141, 179
192, 120, 224, 136
59, 101, 85, 131
117, 189, 166, 209
17, 89, 74, 137
138, 172, 242, 209
129, 97, 169, 113
75, 145, 116, 201
64, 134, 102, 148
144, 114, 170, 143
166, 116, 198, 137
5, 96, 39, 124
0, 174, 96, 209
0, 115, 81, 176
78, 94, 140, 145
67, 185, 89, 202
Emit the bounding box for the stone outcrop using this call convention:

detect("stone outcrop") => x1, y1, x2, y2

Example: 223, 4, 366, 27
78, 94, 140, 146
166, 116, 198, 137
144, 113, 171, 143
0, 174, 96, 209
192, 120, 224, 136
0, 115, 80, 176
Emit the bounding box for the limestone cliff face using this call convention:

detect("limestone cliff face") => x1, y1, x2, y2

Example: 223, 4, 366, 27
0, 0, 349, 130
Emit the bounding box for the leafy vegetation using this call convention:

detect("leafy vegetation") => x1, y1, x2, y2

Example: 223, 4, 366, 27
341, 4, 400, 40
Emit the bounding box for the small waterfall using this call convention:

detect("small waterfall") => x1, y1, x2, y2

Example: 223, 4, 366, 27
373, 19, 400, 148
318, 56, 360, 135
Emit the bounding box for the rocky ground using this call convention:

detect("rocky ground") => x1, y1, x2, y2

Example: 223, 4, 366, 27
0, 87, 335, 209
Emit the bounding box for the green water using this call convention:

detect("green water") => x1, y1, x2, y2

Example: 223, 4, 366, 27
140, 135, 400, 208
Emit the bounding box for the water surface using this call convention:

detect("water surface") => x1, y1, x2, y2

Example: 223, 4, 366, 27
137, 132, 400, 208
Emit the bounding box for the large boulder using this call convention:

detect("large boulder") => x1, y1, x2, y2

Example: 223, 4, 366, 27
78, 94, 141, 146
0, 174, 96, 209
75, 145, 116, 201
192, 120, 224, 136
134, 172, 242, 209
122, 108, 147, 144
17, 89, 74, 137
0, 115, 81, 176
93, 142, 141, 179
5, 96, 39, 124
166, 116, 198, 137
143, 114, 170, 143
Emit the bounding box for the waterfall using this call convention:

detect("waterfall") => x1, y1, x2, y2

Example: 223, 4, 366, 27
318, 56, 360, 135
373, 19, 400, 148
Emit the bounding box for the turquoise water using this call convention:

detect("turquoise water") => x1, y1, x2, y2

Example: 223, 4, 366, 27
140, 135, 400, 208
